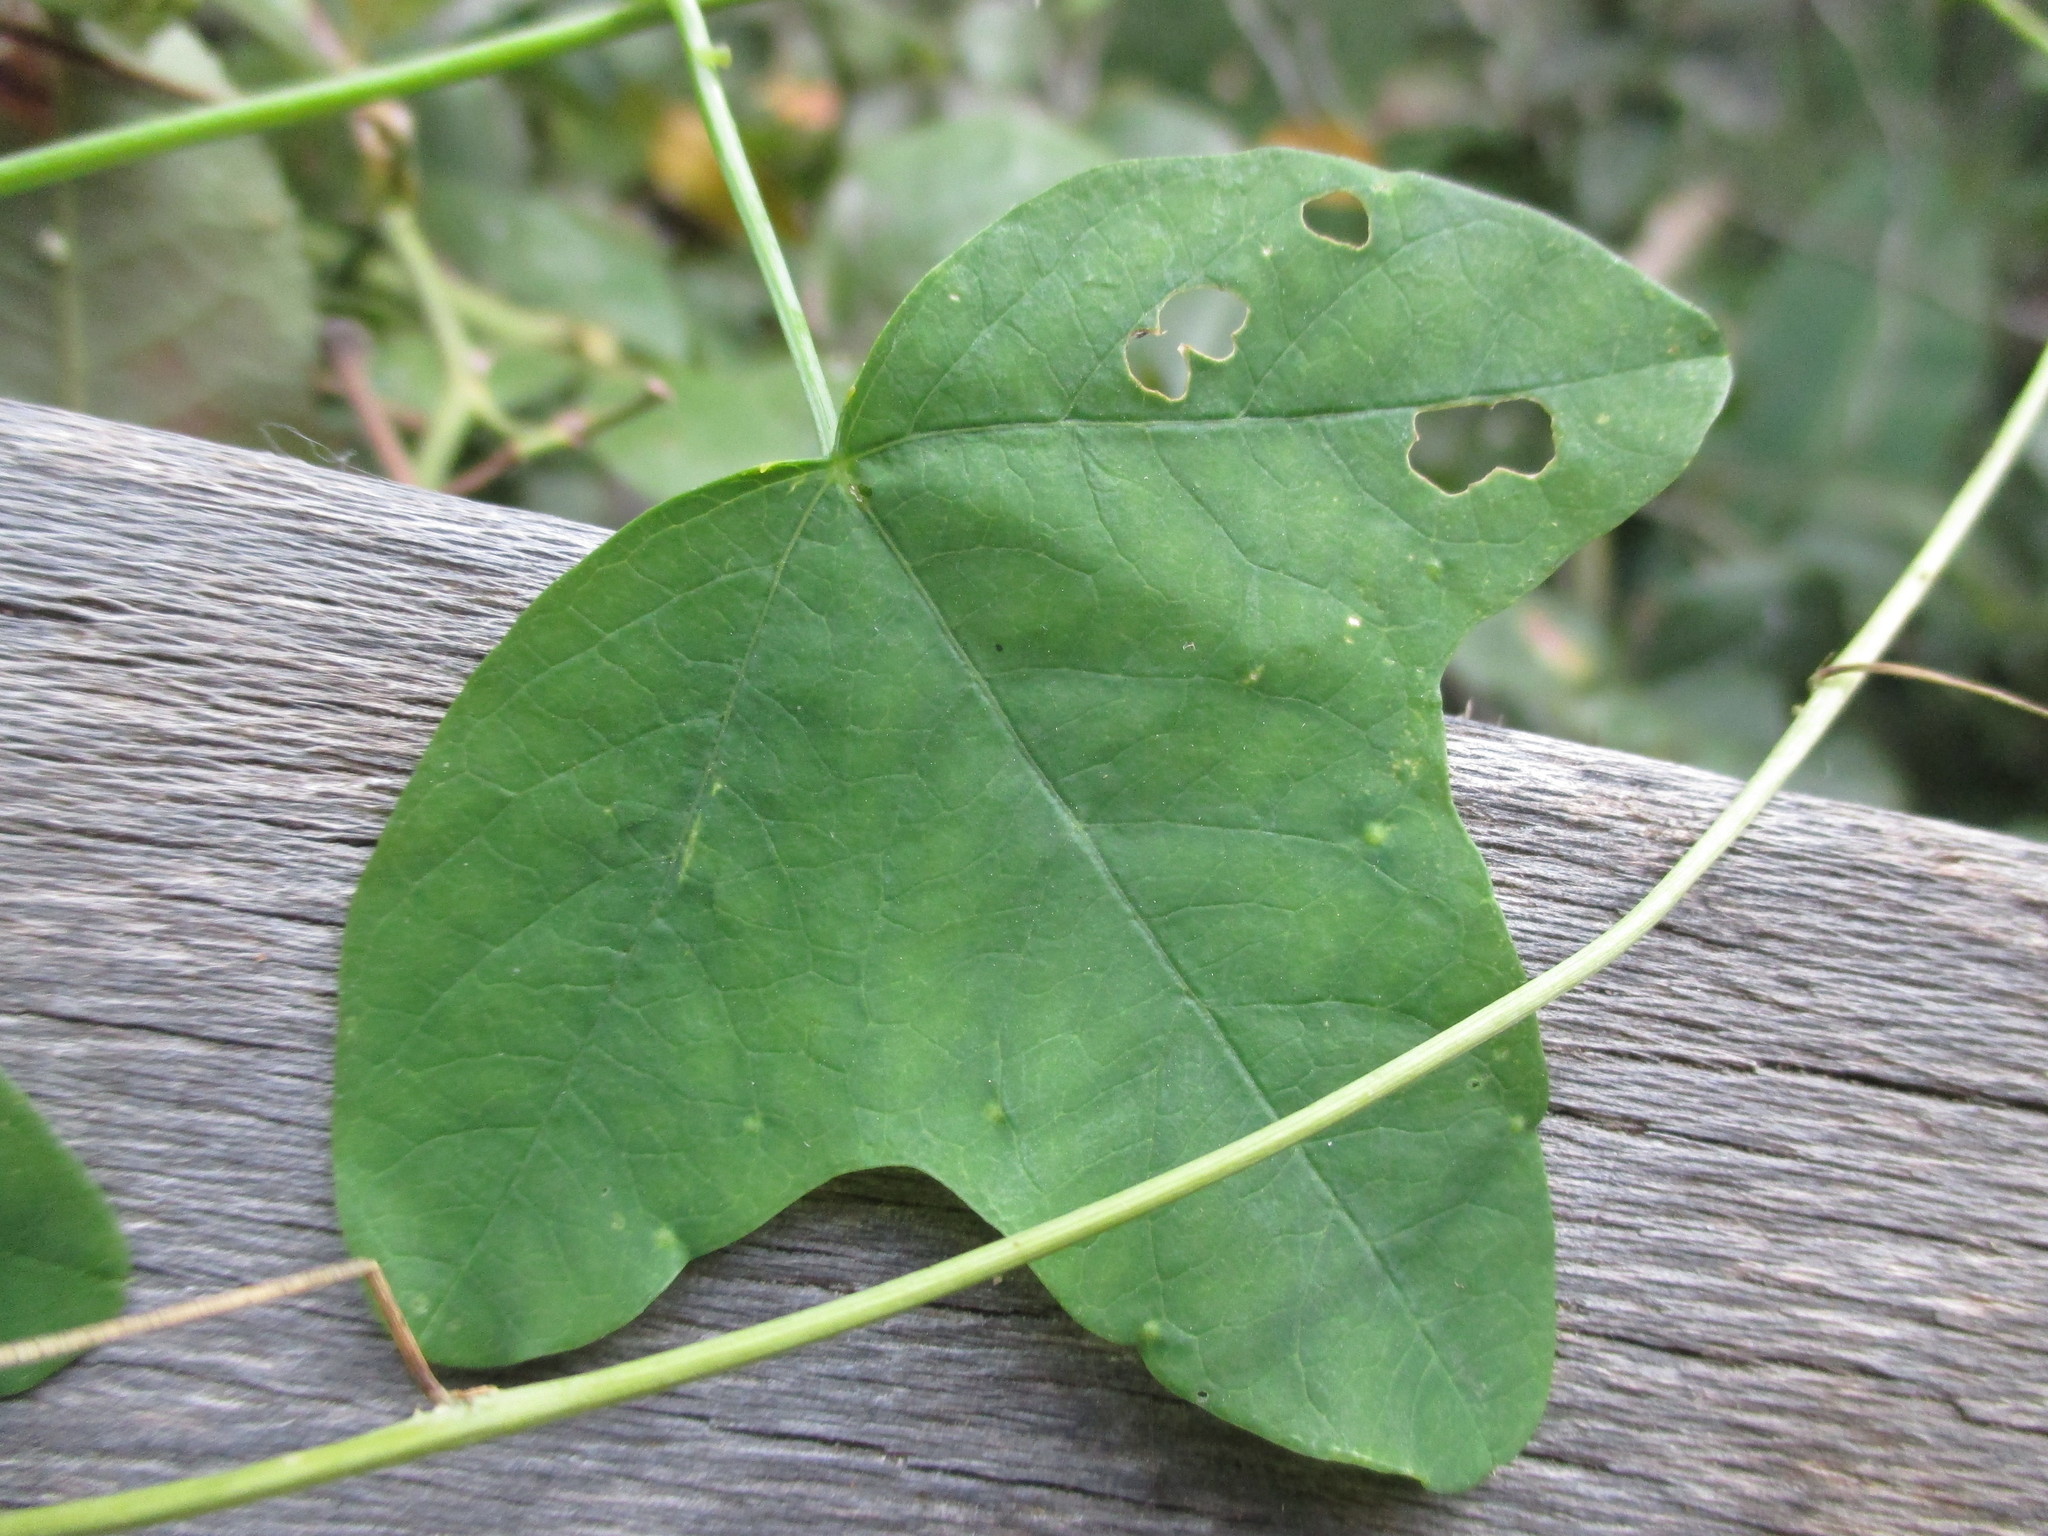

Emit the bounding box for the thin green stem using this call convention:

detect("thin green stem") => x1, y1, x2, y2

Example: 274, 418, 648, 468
664, 0, 838, 451
9, 344, 2044, 1536
0, 0, 755, 199
1980, 0, 2048, 56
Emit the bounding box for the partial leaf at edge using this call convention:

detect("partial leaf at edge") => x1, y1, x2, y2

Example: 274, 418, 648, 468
0, 1069, 128, 1397
336, 150, 1729, 1491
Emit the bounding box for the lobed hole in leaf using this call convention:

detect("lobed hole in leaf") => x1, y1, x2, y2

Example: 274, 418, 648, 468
1408, 398, 1555, 494
1301, 190, 1372, 248
1124, 285, 1251, 401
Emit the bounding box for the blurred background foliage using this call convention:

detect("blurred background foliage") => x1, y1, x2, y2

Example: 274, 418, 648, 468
1, 0, 2044, 834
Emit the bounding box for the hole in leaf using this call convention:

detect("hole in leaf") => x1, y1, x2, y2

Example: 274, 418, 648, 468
1301, 190, 1372, 248
1408, 398, 1555, 494
1125, 285, 1251, 401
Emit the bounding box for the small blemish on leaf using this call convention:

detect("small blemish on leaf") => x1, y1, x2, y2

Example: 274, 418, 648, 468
610, 1212, 627, 1231
1301, 190, 1372, 248
1240, 664, 1265, 685
741, 1112, 764, 1133
1362, 821, 1391, 846
983, 1099, 1007, 1125
1125, 286, 1250, 402
1140, 1319, 1164, 1343
1508, 1115, 1528, 1134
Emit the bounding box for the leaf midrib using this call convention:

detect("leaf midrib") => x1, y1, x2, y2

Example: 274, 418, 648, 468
838, 473, 1494, 1466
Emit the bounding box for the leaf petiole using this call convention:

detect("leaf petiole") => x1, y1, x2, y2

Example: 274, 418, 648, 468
8, 341, 2044, 1536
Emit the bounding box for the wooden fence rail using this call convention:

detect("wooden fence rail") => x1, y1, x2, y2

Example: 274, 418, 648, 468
1, 400, 2043, 1534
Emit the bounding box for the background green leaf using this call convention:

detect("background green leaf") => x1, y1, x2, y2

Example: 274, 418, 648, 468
591, 356, 821, 496
423, 180, 694, 366
335, 151, 1727, 1490
0, 49, 317, 443
0, 1069, 127, 1398
813, 106, 1109, 352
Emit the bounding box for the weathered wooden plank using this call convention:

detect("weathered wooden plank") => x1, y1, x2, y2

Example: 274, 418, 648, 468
0, 398, 2042, 1535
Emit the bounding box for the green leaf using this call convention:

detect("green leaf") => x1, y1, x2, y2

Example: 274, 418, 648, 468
1089, 82, 1245, 160
335, 150, 1727, 1490
1720, 156, 1989, 509
814, 106, 1109, 350
0, 1069, 127, 1398
422, 182, 692, 366
0, 60, 317, 442
592, 356, 823, 501
338, 0, 443, 49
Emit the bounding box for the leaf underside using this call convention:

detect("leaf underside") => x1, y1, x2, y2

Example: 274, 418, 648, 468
335, 150, 1728, 1491
0, 1069, 128, 1397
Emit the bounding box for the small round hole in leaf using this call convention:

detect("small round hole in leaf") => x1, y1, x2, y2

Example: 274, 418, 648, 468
1408, 398, 1555, 494
1301, 190, 1372, 248
1124, 286, 1251, 401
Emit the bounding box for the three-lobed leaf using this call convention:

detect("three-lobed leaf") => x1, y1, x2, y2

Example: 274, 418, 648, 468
0, 1069, 127, 1398
335, 150, 1728, 1490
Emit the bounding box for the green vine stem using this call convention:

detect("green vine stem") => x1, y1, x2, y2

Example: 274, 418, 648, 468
0, 0, 747, 199
665, 0, 838, 451
5, 338, 2043, 1535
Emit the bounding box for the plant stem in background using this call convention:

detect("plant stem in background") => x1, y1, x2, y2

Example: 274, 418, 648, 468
322, 319, 418, 483
441, 377, 674, 498
378, 203, 506, 487
6, 336, 2042, 1536
1980, 0, 2048, 57
0, 0, 753, 199
664, 0, 838, 451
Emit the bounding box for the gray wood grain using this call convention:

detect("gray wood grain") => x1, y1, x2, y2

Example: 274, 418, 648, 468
0, 398, 2042, 1535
